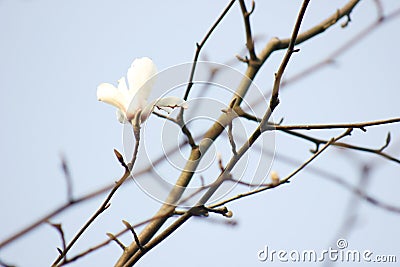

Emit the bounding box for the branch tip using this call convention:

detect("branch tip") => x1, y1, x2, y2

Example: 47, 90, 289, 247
203, 206, 233, 218
122, 220, 131, 228
378, 132, 391, 152
341, 14, 352, 28
114, 149, 127, 168
236, 54, 250, 63
122, 219, 145, 252
107, 233, 125, 250
223, 210, 234, 218
248, 0, 256, 16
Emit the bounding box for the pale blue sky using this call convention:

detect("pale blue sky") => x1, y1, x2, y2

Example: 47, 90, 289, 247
1, 1, 400, 266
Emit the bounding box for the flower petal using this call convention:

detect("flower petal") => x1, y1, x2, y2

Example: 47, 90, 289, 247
127, 57, 157, 102
154, 96, 188, 113
139, 100, 157, 123
97, 83, 128, 114
116, 109, 128, 124
126, 94, 148, 121
117, 77, 129, 95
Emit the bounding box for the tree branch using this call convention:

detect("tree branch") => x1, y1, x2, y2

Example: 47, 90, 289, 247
239, 0, 258, 62
182, 0, 236, 101
125, 129, 351, 266
53, 118, 142, 266
115, 1, 370, 265
209, 129, 352, 208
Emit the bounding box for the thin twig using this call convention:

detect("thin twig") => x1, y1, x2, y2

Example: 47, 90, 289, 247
176, 0, 237, 149
230, 134, 400, 214
182, 0, 236, 101
222, 98, 239, 156
226, 177, 283, 188
60, 155, 73, 202
53, 119, 141, 266
209, 129, 352, 208
0, 128, 193, 250
269, 118, 400, 131
177, 116, 197, 149
47, 221, 67, 257
249, 4, 400, 109
228, 123, 237, 155
282, 130, 400, 164
106, 233, 125, 250
237, 107, 400, 130
58, 213, 178, 266
122, 220, 145, 253
267, 0, 310, 114
238, 112, 400, 164
373, 0, 384, 21
153, 110, 197, 148
239, 0, 258, 62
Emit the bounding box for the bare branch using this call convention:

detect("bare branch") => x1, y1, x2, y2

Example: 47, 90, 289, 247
378, 132, 391, 152
282, 131, 400, 165
221, 100, 239, 156
47, 221, 67, 257
106, 233, 125, 250
209, 129, 352, 208
0, 132, 192, 250
182, 0, 236, 101
250, 5, 400, 109
227, 135, 400, 215
53, 120, 141, 266
269, 118, 400, 131
373, 0, 384, 21
238, 112, 400, 164
239, 0, 258, 62
176, 115, 197, 149
60, 155, 73, 202
58, 213, 177, 266
126, 129, 351, 266
202, 206, 233, 218
267, 0, 310, 114
122, 220, 145, 253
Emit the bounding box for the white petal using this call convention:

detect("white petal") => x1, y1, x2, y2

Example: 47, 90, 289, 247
116, 109, 128, 124
135, 99, 156, 123
97, 83, 128, 114
127, 57, 157, 102
117, 77, 129, 94
154, 96, 188, 112
126, 95, 148, 121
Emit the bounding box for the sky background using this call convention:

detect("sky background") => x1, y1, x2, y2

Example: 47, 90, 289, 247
1, 0, 400, 266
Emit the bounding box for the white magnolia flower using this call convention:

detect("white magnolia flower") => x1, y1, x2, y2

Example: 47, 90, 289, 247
97, 57, 188, 124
